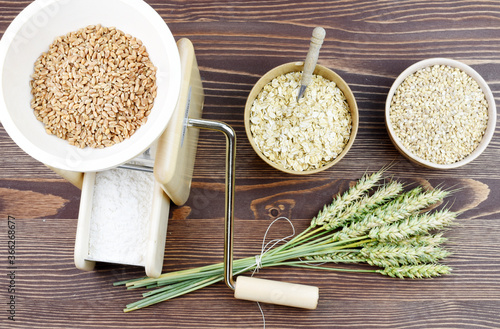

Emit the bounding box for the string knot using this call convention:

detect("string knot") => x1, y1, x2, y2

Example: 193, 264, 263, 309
252, 216, 296, 274
254, 255, 263, 270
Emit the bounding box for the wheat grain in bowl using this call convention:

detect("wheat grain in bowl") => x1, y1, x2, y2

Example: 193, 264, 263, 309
249, 71, 352, 172
30, 24, 157, 149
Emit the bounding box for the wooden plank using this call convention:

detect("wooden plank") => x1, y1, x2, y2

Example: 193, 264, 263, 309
1, 0, 500, 328
1, 215, 499, 328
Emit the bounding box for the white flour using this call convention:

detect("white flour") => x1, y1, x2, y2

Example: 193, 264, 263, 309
88, 168, 155, 266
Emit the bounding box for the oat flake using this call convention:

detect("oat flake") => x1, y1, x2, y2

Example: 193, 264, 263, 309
249, 71, 352, 172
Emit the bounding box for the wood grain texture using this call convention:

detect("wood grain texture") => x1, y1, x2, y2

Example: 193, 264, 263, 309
1, 0, 500, 328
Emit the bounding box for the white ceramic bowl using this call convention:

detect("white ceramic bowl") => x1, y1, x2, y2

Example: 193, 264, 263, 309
385, 58, 496, 169
0, 0, 181, 172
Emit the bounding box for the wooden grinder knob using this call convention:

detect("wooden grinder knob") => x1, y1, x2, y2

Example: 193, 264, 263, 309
234, 276, 319, 309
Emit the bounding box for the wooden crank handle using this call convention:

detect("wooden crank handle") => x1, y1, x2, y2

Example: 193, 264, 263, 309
234, 276, 319, 310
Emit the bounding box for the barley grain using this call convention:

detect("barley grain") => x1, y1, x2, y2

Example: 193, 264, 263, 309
389, 64, 488, 164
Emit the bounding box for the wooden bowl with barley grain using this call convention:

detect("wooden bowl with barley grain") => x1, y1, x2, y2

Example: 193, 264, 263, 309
244, 62, 359, 175
385, 58, 496, 169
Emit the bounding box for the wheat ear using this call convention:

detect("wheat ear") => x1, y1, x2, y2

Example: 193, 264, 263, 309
377, 264, 452, 279
332, 187, 449, 241
397, 234, 447, 247
304, 252, 364, 263
370, 209, 458, 242
361, 243, 451, 267
310, 170, 383, 227
324, 180, 404, 230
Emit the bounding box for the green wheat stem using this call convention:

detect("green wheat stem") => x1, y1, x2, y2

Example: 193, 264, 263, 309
116, 169, 458, 312
278, 262, 378, 273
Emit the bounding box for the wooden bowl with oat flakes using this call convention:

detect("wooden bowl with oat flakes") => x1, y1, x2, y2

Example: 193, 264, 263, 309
385, 58, 496, 169
244, 62, 359, 175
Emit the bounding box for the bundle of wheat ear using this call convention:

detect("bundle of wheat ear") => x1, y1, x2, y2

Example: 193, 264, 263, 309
115, 170, 458, 312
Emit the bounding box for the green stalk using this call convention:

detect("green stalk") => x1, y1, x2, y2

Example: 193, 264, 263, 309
276, 262, 378, 273
116, 169, 458, 312
124, 275, 224, 312
125, 266, 260, 312
143, 277, 204, 297
126, 262, 225, 288
126, 235, 374, 291
267, 229, 332, 256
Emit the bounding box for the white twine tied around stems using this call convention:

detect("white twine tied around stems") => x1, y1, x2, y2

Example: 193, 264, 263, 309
252, 216, 296, 273
251, 216, 296, 329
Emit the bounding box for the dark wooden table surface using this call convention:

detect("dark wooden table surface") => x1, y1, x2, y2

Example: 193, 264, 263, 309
1, 0, 500, 328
